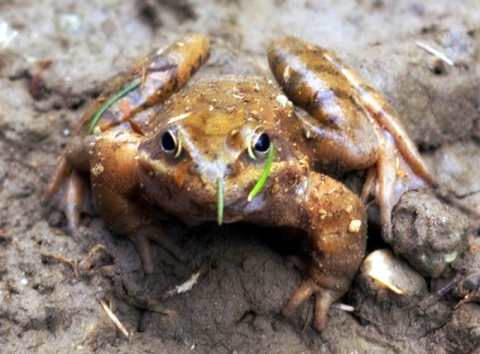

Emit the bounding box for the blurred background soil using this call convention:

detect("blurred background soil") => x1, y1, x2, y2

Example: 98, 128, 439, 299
0, 0, 479, 353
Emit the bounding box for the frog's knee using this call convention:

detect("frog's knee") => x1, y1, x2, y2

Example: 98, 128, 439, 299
64, 135, 95, 173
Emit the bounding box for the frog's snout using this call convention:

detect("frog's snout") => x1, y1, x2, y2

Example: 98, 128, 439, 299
224, 163, 241, 178
183, 159, 241, 206
186, 159, 243, 200
187, 161, 241, 179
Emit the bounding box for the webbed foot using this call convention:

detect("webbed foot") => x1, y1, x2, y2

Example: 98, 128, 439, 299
245, 171, 367, 333
130, 224, 184, 274
282, 277, 340, 332
362, 128, 435, 241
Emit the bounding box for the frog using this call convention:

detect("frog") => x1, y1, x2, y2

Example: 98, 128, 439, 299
43, 34, 436, 332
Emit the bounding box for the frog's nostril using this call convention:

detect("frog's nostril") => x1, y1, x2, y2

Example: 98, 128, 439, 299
188, 162, 200, 175
225, 163, 239, 177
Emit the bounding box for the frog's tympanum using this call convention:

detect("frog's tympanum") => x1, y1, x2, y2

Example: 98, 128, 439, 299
43, 34, 436, 332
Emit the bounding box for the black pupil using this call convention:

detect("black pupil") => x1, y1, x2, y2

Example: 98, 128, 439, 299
161, 131, 176, 152
254, 133, 270, 152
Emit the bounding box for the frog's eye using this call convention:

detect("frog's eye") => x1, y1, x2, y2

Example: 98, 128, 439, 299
161, 129, 182, 158
247, 127, 271, 160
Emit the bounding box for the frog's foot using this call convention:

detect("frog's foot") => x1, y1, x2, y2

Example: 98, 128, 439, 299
362, 129, 433, 241
130, 224, 184, 274
43, 157, 93, 233
282, 277, 340, 332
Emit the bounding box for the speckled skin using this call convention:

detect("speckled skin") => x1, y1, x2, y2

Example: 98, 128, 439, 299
43, 34, 435, 332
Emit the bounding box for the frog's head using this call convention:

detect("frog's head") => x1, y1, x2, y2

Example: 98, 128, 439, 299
137, 76, 307, 223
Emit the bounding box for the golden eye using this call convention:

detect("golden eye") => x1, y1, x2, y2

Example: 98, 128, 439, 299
161, 129, 182, 158
247, 127, 271, 160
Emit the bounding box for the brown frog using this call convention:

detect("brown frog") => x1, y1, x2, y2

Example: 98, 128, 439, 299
43, 34, 436, 332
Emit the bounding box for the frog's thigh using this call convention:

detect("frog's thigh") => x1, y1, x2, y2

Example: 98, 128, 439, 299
64, 135, 95, 173
269, 37, 379, 170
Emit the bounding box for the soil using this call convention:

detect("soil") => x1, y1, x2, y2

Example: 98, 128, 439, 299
1, 0, 480, 353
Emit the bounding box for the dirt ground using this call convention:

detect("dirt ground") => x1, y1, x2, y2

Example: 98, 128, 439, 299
1, 0, 480, 353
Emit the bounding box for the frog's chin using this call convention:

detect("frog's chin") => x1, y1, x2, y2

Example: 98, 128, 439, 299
138, 166, 253, 219
182, 179, 252, 206
162, 188, 251, 226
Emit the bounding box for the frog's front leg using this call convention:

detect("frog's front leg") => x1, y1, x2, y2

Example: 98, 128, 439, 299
289, 173, 366, 332
91, 130, 182, 273
248, 169, 367, 332
269, 36, 436, 239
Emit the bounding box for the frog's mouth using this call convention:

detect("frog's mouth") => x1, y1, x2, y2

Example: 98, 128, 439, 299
216, 143, 274, 226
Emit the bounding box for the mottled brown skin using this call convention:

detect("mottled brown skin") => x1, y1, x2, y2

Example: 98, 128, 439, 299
43, 34, 434, 332
43, 34, 211, 230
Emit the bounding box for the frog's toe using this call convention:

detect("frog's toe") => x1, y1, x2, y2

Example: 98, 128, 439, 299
146, 226, 184, 262
63, 171, 91, 232
131, 232, 155, 274
43, 157, 70, 205
282, 277, 340, 333
44, 166, 92, 234
362, 131, 434, 240
131, 224, 184, 273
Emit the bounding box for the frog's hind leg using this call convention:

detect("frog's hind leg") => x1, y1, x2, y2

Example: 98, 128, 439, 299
336, 68, 437, 241
268, 36, 381, 172
363, 126, 433, 241
273, 36, 436, 235
269, 36, 436, 242
318, 42, 437, 190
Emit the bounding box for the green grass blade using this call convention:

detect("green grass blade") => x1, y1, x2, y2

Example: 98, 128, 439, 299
217, 178, 224, 225
88, 80, 142, 134
248, 143, 274, 202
